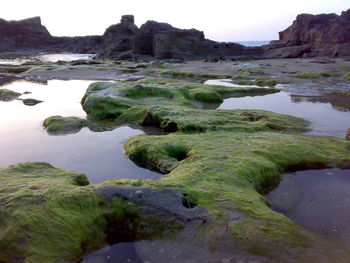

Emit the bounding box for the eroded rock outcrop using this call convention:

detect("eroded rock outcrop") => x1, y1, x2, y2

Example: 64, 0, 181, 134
99, 16, 264, 60
266, 9, 350, 58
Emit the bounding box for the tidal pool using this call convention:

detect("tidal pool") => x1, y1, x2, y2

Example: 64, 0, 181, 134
0, 80, 159, 183
205, 79, 350, 138
266, 169, 350, 244
0, 53, 95, 65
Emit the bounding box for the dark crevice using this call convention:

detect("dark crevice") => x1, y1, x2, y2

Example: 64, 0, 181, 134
182, 194, 198, 209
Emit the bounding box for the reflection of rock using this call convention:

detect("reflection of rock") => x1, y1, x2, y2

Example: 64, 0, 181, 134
0, 88, 21, 101
291, 93, 350, 111
22, 98, 42, 106
43, 115, 118, 135
346, 128, 350, 140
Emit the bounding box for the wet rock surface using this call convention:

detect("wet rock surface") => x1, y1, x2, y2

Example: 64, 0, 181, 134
96, 185, 209, 225
0, 88, 21, 101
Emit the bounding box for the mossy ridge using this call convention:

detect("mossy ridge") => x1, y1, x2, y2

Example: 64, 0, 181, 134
143, 69, 232, 79
81, 78, 293, 133
122, 131, 350, 261
0, 88, 21, 101
0, 162, 107, 263
0, 162, 174, 263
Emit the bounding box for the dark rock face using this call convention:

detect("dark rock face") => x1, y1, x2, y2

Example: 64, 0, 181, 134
100, 17, 264, 60
98, 15, 139, 59
266, 9, 350, 58
2, 10, 350, 60
0, 17, 55, 51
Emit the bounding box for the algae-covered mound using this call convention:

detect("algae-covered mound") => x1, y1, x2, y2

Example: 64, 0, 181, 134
0, 88, 21, 101
43, 115, 89, 135
123, 131, 350, 262
0, 162, 207, 263
79, 78, 303, 133
0, 162, 106, 263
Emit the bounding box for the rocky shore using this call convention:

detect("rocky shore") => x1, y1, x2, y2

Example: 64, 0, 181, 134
1, 8, 350, 263
1, 9, 349, 60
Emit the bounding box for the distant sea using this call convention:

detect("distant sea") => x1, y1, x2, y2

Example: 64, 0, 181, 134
236, 40, 272, 46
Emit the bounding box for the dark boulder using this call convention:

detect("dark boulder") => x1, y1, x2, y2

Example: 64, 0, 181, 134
98, 15, 139, 59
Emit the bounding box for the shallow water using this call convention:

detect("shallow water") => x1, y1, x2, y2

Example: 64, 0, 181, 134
0, 53, 95, 65
36, 53, 95, 62
82, 242, 142, 263
0, 80, 159, 183
205, 79, 350, 138
266, 169, 350, 244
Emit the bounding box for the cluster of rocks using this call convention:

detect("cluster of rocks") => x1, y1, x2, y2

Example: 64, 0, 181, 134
0, 15, 264, 60
1, 9, 350, 60
265, 9, 350, 58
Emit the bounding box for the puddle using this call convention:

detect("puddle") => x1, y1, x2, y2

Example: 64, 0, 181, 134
205, 80, 350, 138
0, 80, 160, 183
82, 242, 142, 263
0, 53, 95, 65
218, 91, 350, 138
266, 169, 350, 244
36, 53, 95, 62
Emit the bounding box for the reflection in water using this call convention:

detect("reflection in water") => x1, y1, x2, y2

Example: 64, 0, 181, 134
266, 169, 350, 244
0, 53, 95, 65
219, 91, 350, 138
0, 80, 159, 184
206, 79, 350, 138
36, 53, 95, 62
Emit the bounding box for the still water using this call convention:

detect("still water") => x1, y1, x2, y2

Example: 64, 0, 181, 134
206, 80, 350, 138
0, 80, 159, 184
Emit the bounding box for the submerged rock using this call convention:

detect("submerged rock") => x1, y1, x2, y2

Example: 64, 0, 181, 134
22, 98, 42, 106
0, 88, 21, 101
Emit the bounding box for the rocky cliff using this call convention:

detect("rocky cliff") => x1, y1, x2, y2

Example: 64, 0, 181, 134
1, 10, 350, 60
0, 15, 263, 60
266, 9, 350, 58
98, 15, 263, 60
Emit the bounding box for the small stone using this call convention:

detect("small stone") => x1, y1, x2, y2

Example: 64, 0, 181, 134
135, 190, 143, 198
221, 258, 231, 263
346, 128, 350, 140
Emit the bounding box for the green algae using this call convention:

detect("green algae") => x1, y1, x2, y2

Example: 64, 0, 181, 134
81, 78, 284, 133
0, 162, 108, 263
43, 115, 88, 134
345, 72, 350, 82
295, 71, 330, 79
122, 131, 350, 261
144, 69, 232, 79
0, 88, 21, 101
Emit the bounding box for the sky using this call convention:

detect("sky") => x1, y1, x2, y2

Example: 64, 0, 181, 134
1, 0, 349, 41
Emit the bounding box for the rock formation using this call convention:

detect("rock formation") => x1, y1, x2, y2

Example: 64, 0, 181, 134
0, 15, 263, 60
266, 9, 350, 58
1, 9, 350, 60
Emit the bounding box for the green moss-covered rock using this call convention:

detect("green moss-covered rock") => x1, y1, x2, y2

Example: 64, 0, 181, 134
43, 115, 88, 135
80, 78, 285, 132
345, 72, 350, 82
295, 71, 330, 79
123, 131, 350, 262
0, 162, 208, 263
0, 162, 106, 263
0, 88, 21, 101
255, 77, 277, 87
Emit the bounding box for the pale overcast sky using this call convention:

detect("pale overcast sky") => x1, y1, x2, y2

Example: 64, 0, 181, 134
1, 0, 349, 41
